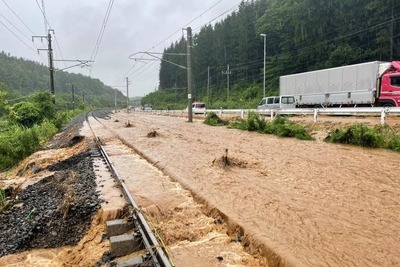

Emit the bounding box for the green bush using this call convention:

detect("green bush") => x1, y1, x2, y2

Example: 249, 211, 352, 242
247, 112, 266, 132
204, 112, 227, 126
388, 138, 400, 151
325, 124, 400, 151
0, 187, 6, 211
229, 113, 313, 140
0, 120, 58, 170
228, 118, 248, 130
8, 101, 42, 127
229, 111, 266, 132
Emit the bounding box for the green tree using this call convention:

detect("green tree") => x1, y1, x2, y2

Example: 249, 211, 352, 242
8, 101, 42, 127
30, 90, 55, 120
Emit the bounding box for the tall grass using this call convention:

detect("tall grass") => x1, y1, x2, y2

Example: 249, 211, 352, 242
0, 188, 5, 211
325, 124, 400, 151
0, 120, 58, 170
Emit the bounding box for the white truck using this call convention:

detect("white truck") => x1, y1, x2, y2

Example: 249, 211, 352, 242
279, 61, 400, 107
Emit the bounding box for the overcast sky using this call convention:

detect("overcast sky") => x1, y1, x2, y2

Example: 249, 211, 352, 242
0, 0, 241, 97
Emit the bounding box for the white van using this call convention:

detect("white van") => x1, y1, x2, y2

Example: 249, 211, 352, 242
192, 102, 206, 114
257, 95, 296, 110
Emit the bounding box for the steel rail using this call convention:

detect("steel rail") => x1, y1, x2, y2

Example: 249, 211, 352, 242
86, 111, 174, 267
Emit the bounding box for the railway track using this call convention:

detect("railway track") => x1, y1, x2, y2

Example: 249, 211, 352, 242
86, 110, 174, 267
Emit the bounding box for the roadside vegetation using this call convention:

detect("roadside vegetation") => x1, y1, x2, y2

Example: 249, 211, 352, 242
204, 112, 228, 126
0, 90, 82, 171
227, 112, 314, 140
325, 124, 400, 151
0, 188, 6, 212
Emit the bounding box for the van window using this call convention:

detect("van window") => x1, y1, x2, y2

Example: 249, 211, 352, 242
274, 97, 280, 104
260, 98, 266, 105
193, 103, 206, 108
267, 98, 274, 104
282, 96, 295, 104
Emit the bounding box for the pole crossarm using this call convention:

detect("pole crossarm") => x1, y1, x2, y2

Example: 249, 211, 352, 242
129, 52, 187, 69
54, 59, 94, 71
33, 29, 55, 103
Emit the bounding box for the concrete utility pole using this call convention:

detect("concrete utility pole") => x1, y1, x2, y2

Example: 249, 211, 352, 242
71, 84, 75, 111
260, 33, 266, 98
186, 27, 193, 122
222, 64, 231, 100
114, 89, 117, 113
207, 66, 210, 107
33, 29, 55, 103
126, 77, 130, 113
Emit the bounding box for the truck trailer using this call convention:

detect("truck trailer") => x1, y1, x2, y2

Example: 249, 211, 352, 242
279, 61, 400, 107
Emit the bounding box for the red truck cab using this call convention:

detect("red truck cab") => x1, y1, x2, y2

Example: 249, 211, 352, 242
378, 61, 400, 107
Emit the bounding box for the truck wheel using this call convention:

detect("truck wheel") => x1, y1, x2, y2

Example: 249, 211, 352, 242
383, 103, 394, 107
378, 100, 395, 107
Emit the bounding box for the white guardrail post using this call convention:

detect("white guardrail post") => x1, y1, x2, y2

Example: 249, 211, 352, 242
313, 109, 319, 122
381, 108, 387, 125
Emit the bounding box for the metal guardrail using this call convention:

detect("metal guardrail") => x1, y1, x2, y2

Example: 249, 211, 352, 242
134, 107, 400, 125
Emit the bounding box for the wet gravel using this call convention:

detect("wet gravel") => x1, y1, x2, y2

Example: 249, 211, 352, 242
0, 112, 105, 257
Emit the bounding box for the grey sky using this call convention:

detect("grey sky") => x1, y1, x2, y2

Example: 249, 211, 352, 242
0, 0, 241, 96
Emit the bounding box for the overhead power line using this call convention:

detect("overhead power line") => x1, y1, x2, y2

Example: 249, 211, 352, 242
0, 12, 31, 41
34, 0, 51, 32
90, 0, 115, 67
117, 0, 235, 88
1, 0, 35, 35
0, 19, 36, 52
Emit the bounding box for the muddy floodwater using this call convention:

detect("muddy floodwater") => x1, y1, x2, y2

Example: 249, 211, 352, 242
101, 112, 400, 267
1, 112, 400, 267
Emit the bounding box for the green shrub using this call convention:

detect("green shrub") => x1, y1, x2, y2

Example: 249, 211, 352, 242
8, 102, 42, 127
0, 187, 5, 211
388, 138, 400, 151
228, 118, 248, 130
325, 124, 399, 151
0, 120, 58, 170
360, 129, 383, 148
229, 113, 313, 140
204, 112, 227, 126
246, 112, 266, 132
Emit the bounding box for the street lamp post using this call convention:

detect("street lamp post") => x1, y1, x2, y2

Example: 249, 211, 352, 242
260, 34, 266, 98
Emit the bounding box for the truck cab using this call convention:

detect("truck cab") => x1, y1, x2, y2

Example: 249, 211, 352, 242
377, 61, 400, 107
257, 95, 296, 110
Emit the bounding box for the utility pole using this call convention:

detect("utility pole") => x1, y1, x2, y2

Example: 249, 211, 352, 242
260, 33, 266, 98
126, 77, 130, 113
222, 64, 231, 100
33, 29, 55, 103
390, 0, 394, 61
114, 89, 117, 113
186, 27, 193, 122
207, 66, 210, 107
71, 84, 75, 111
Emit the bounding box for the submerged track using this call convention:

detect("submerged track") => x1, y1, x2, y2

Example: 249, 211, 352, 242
86, 110, 174, 267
